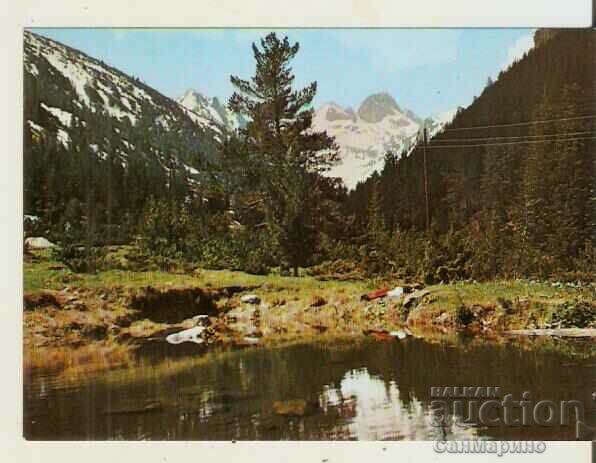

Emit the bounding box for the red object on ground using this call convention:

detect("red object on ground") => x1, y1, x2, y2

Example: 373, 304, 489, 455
361, 288, 389, 301
371, 332, 394, 341
365, 330, 394, 341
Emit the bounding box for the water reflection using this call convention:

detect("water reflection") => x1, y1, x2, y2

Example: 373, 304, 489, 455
23, 336, 594, 440
319, 368, 478, 440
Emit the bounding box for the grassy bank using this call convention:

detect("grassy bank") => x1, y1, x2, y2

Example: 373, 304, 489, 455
23, 248, 595, 352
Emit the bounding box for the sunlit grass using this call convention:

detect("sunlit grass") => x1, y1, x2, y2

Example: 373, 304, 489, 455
23, 248, 594, 356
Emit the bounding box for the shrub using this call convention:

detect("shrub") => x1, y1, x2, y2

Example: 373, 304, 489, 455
455, 305, 475, 327
548, 299, 596, 328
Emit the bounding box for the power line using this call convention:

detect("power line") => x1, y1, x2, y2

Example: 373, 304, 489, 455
441, 114, 596, 132
429, 130, 596, 144
424, 135, 596, 150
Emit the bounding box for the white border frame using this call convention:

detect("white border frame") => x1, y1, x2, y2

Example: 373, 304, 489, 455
1, 1, 593, 462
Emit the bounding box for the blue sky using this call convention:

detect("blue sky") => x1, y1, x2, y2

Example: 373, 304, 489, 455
30, 28, 534, 118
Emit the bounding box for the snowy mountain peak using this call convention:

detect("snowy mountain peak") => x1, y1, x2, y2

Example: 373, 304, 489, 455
179, 89, 210, 110
319, 102, 357, 122
23, 31, 221, 186
357, 92, 402, 123
177, 89, 246, 131
313, 93, 421, 189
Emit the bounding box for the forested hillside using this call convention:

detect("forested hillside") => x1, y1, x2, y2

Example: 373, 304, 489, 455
348, 30, 595, 281
23, 29, 594, 281
23, 31, 222, 244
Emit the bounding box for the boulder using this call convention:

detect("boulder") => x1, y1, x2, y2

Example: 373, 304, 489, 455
24, 237, 55, 249
403, 289, 431, 308
165, 326, 205, 345
387, 287, 404, 299
389, 330, 408, 340
240, 294, 261, 304
192, 314, 210, 326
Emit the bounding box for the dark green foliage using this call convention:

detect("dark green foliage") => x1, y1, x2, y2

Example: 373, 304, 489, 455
455, 305, 475, 327
226, 33, 339, 276
23, 32, 219, 248
347, 30, 595, 282
548, 299, 596, 328
23, 30, 594, 283
52, 244, 107, 274
137, 197, 275, 274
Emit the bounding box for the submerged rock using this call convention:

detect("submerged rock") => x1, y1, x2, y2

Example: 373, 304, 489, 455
103, 401, 162, 415
273, 399, 314, 417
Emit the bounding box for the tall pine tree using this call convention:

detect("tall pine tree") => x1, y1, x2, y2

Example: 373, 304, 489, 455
228, 33, 339, 276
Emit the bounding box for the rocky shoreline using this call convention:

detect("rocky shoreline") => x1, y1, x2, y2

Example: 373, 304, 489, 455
23, 278, 596, 352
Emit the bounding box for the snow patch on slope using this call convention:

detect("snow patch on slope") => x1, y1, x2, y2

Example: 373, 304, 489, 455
41, 103, 73, 127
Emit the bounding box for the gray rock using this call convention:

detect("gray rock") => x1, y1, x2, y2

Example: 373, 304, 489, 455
24, 237, 56, 249
389, 330, 408, 340
166, 326, 205, 344
403, 289, 431, 308
240, 294, 261, 304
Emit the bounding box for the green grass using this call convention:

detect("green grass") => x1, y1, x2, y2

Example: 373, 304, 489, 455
24, 249, 372, 297
24, 248, 593, 335
411, 279, 594, 329
428, 279, 592, 309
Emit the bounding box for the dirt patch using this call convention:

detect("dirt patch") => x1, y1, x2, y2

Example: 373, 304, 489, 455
129, 286, 220, 323
24, 290, 69, 310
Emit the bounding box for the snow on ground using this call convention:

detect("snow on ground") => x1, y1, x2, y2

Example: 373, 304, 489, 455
27, 120, 44, 133
40, 41, 92, 107
25, 32, 203, 132
121, 139, 135, 150
120, 96, 133, 111
184, 164, 200, 175
156, 115, 171, 130
26, 62, 39, 76
179, 105, 214, 129
56, 128, 71, 147
41, 103, 72, 127
427, 108, 459, 138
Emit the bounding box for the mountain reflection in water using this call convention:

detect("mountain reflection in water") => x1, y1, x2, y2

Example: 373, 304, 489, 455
24, 336, 593, 440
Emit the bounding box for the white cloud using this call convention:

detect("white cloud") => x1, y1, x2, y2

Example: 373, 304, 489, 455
501, 32, 535, 72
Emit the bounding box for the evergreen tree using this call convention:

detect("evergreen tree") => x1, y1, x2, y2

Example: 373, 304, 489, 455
228, 33, 339, 276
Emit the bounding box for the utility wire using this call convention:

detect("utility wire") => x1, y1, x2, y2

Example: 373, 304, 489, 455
429, 130, 595, 144
440, 114, 596, 132
424, 135, 596, 150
